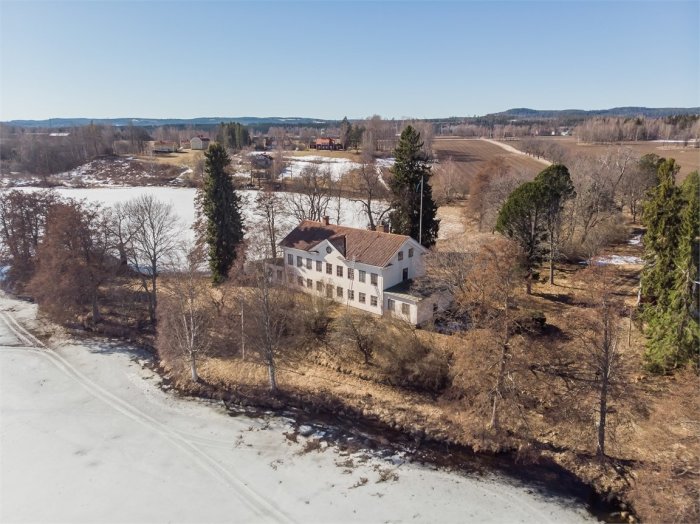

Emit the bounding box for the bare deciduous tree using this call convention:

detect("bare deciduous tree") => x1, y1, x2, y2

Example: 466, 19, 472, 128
284, 165, 333, 222
124, 195, 182, 324
242, 267, 296, 393
253, 190, 283, 259
157, 246, 212, 382
348, 153, 390, 230
459, 238, 525, 430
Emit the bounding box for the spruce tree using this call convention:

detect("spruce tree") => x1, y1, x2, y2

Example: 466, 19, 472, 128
199, 143, 244, 284
388, 126, 439, 247
640, 159, 699, 371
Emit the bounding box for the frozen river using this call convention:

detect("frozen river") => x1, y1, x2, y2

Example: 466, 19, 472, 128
0, 293, 594, 523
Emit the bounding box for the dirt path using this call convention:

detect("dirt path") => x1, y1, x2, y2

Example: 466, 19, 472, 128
482, 139, 552, 166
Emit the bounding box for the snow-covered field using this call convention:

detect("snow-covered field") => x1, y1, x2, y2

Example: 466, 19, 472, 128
11, 186, 384, 247
0, 293, 595, 523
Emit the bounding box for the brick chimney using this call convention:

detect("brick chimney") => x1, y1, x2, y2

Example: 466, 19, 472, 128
323, 215, 330, 225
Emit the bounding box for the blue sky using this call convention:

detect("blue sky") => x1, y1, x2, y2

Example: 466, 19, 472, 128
0, 0, 698, 120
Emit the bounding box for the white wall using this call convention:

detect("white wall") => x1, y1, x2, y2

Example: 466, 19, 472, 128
281, 237, 429, 322
282, 241, 384, 315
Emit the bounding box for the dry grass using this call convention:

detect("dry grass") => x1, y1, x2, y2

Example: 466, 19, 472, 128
504, 137, 700, 181
134, 149, 204, 170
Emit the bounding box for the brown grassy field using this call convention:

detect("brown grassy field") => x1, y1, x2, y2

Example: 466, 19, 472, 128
504, 137, 700, 181
432, 138, 548, 180
134, 148, 205, 170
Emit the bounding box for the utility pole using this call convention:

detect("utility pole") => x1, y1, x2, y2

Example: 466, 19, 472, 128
418, 175, 424, 246
240, 307, 245, 360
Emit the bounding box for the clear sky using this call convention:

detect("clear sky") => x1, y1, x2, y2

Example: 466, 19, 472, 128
0, 0, 698, 121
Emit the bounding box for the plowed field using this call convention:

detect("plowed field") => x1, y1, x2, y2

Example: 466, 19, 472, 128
432, 138, 547, 181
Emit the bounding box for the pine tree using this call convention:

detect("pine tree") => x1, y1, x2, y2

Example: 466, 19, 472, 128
534, 164, 575, 285
388, 126, 439, 247
640, 160, 699, 371
495, 180, 547, 294
198, 143, 245, 283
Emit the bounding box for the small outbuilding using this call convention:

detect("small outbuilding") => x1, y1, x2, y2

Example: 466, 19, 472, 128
190, 136, 211, 150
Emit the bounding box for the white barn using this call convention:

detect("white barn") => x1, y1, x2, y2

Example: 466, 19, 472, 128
190, 136, 211, 150
275, 218, 449, 325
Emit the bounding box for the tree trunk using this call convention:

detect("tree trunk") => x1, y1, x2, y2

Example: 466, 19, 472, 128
91, 292, 101, 324
149, 272, 157, 324
190, 354, 199, 382
549, 235, 555, 285
597, 374, 608, 461
526, 269, 532, 295
490, 343, 508, 430
268, 361, 277, 393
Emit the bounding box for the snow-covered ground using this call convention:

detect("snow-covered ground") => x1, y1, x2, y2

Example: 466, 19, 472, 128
280, 155, 362, 181
0, 293, 595, 523
10, 186, 385, 247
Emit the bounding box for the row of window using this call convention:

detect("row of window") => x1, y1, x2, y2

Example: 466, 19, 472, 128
287, 255, 379, 285
294, 277, 381, 306
397, 248, 415, 261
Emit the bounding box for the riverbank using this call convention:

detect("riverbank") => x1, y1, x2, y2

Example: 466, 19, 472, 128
0, 292, 597, 523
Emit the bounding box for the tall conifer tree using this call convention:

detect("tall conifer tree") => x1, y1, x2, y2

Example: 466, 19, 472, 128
199, 143, 244, 283
640, 160, 699, 371
388, 126, 439, 247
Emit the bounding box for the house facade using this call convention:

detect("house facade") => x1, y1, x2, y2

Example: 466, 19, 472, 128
275, 218, 448, 325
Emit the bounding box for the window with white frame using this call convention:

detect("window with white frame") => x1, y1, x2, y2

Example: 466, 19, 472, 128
408, 247, 414, 258
287, 254, 293, 265
336, 286, 343, 298
347, 268, 354, 280
336, 265, 343, 277
348, 290, 354, 300
358, 292, 366, 303
359, 270, 366, 283
398, 251, 403, 261
387, 298, 395, 311
326, 263, 332, 274
306, 258, 312, 269
296, 256, 302, 267
316, 260, 322, 271
370, 273, 378, 285
401, 303, 410, 315
326, 285, 333, 298
297, 276, 304, 286
307, 278, 313, 288
370, 296, 378, 307
316, 281, 324, 292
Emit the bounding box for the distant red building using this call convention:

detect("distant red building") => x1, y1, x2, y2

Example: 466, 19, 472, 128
311, 137, 343, 150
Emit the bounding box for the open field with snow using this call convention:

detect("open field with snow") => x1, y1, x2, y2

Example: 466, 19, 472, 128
0, 292, 595, 523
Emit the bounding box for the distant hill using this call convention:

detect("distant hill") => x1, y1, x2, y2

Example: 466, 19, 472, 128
1, 116, 337, 128
489, 107, 700, 120
3, 108, 699, 129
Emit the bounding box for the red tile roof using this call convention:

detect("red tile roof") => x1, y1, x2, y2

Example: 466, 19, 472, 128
279, 220, 416, 268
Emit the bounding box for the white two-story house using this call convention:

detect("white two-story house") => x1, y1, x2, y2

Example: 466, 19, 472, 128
274, 217, 450, 325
